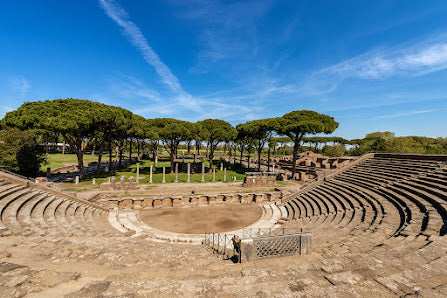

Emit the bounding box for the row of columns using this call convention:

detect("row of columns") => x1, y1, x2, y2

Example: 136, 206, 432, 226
135, 162, 231, 183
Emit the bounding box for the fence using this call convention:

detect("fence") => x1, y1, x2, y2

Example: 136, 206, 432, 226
203, 229, 312, 262
240, 227, 309, 238
203, 233, 235, 260
251, 231, 312, 260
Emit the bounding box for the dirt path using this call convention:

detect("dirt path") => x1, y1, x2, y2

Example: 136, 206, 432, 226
139, 204, 263, 234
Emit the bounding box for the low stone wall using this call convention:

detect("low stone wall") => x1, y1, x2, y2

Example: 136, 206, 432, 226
374, 153, 447, 162
243, 172, 277, 187
100, 191, 282, 210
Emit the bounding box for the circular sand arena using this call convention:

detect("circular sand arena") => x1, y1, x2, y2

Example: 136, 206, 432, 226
139, 204, 263, 234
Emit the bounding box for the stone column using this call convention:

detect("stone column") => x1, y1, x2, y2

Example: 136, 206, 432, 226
175, 163, 178, 183
187, 163, 191, 183
136, 163, 140, 183
213, 169, 216, 182
149, 164, 153, 183
92, 178, 96, 185
162, 167, 166, 183
201, 162, 205, 182
224, 168, 227, 182
75, 176, 79, 184
220, 162, 223, 171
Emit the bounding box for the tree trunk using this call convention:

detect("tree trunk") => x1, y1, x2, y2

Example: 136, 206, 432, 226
267, 147, 271, 171
170, 152, 175, 173
75, 151, 85, 179
257, 147, 262, 171
129, 137, 133, 160
196, 141, 201, 156
92, 144, 95, 155
96, 142, 104, 174
208, 146, 214, 173
291, 135, 302, 179
119, 147, 123, 166
62, 135, 85, 179
62, 140, 65, 154
137, 140, 141, 160
109, 142, 112, 165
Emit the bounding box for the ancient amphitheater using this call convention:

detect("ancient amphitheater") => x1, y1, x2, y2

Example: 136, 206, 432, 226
0, 153, 446, 297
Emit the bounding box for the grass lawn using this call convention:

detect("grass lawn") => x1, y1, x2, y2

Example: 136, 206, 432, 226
41, 153, 117, 172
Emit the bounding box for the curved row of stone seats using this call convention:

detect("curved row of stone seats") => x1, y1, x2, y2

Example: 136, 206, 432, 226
334, 163, 447, 236
0, 176, 123, 238
282, 154, 447, 260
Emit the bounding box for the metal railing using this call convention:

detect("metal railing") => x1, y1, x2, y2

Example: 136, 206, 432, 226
203, 233, 235, 259
240, 227, 308, 238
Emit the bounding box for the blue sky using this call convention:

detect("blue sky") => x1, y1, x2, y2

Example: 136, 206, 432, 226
1, 0, 447, 139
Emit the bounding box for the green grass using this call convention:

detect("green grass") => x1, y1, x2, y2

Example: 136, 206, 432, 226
41, 153, 111, 171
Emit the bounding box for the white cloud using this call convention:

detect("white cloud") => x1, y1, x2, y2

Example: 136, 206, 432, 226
98, 0, 203, 113
0, 105, 14, 118
303, 35, 447, 94
374, 109, 433, 119
9, 76, 30, 99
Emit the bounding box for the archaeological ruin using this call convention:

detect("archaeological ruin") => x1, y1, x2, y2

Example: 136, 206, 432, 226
0, 152, 446, 296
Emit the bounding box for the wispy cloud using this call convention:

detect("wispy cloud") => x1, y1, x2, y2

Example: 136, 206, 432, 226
303, 35, 447, 94
0, 105, 13, 119
374, 109, 433, 119
95, 73, 265, 121
9, 76, 30, 99
170, 0, 273, 74
98, 0, 203, 113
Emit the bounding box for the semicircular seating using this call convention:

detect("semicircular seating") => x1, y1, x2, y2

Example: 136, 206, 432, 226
0, 174, 124, 238
280, 154, 447, 294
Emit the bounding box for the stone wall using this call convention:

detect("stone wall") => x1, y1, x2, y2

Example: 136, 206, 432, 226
243, 173, 277, 187
99, 191, 282, 210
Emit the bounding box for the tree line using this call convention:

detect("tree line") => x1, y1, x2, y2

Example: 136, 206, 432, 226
1, 98, 339, 178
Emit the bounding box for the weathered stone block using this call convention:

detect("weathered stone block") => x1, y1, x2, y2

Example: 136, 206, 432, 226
254, 194, 265, 203
133, 200, 142, 209
271, 193, 281, 201
35, 177, 48, 183
240, 195, 251, 204
208, 196, 217, 205
227, 194, 240, 204
198, 196, 208, 206
120, 199, 133, 209
215, 195, 225, 204
142, 198, 153, 208
240, 239, 254, 263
